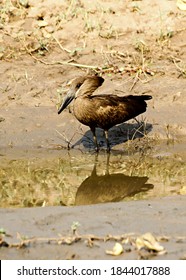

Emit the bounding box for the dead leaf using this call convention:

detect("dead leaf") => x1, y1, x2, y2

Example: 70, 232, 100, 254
0, 238, 9, 247
37, 20, 48, 28
180, 254, 186, 260
177, 0, 186, 10
106, 242, 124, 256
157, 235, 170, 242
122, 237, 130, 244
136, 232, 165, 252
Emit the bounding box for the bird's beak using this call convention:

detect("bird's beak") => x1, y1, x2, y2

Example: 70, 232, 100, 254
58, 89, 75, 114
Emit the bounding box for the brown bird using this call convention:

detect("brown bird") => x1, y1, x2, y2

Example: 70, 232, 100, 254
58, 75, 152, 152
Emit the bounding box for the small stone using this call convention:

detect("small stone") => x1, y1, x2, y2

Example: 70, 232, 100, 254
0, 117, 5, 122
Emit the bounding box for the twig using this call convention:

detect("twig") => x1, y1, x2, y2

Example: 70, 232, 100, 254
130, 71, 139, 91
3, 232, 136, 248
25, 45, 99, 69
172, 57, 186, 76
56, 129, 77, 150
131, 122, 146, 140
52, 35, 72, 53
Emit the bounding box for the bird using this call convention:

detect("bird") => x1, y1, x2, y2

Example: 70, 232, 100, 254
58, 75, 152, 152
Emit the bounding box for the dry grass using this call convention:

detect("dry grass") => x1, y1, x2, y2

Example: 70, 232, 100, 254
1, 0, 185, 82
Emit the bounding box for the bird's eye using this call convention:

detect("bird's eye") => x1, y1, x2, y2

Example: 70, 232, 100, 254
76, 83, 82, 89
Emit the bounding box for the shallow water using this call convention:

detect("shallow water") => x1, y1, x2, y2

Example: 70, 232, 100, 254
0, 140, 185, 208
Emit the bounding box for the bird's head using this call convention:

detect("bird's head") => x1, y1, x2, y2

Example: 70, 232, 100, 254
58, 75, 104, 114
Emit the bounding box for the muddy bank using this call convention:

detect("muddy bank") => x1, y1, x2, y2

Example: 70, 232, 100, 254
0, 195, 186, 260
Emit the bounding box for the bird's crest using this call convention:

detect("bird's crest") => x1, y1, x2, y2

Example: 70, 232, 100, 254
74, 76, 104, 97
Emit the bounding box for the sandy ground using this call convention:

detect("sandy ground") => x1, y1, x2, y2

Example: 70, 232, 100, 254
0, 0, 186, 259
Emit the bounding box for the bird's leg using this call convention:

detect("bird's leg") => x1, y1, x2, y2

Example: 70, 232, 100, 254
105, 152, 110, 174
90, 127, 99, 152
104, 130, 110, 153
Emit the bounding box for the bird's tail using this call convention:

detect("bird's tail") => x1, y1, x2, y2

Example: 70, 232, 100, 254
127, 95, 152, 101
141, 95, 152, 100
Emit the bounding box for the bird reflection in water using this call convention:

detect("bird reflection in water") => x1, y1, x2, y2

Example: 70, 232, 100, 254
75, 155, 154, 205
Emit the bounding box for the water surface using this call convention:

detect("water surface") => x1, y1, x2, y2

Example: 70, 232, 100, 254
0, 140, 185, 207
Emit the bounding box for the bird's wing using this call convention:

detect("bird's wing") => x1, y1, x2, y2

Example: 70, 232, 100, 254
88, 94, 150, 124
89, 94, 125, 106
90, 94, 152, 107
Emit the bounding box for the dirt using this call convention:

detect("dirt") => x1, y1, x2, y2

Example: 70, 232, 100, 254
0, 0, 186, 259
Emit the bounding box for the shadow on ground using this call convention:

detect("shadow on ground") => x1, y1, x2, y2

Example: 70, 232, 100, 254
72, 122, 153, 150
